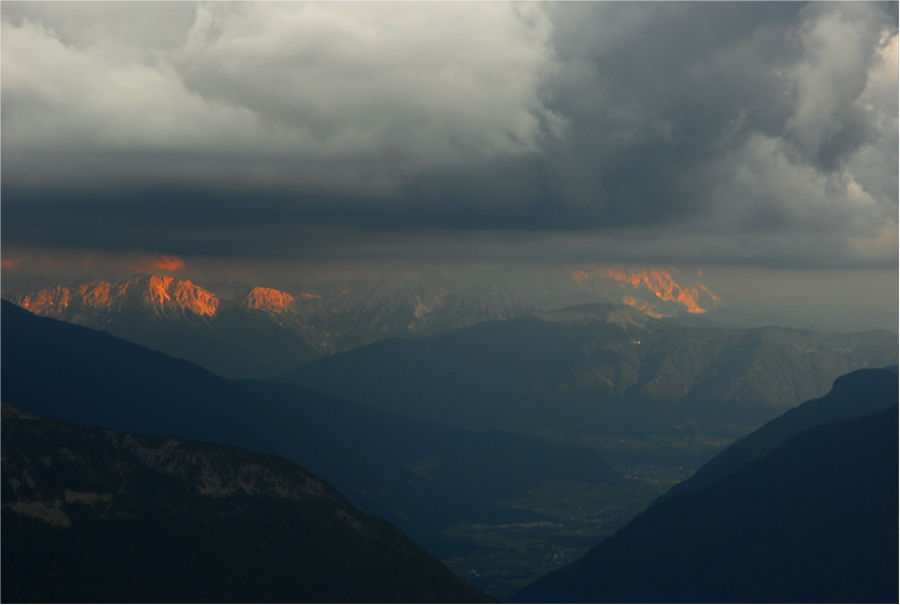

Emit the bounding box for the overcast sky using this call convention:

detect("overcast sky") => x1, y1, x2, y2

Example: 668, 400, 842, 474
2, 2, 897, 329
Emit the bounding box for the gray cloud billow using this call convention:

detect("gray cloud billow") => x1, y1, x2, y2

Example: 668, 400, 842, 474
1, 2, 896, 269
411, 4, 897, 225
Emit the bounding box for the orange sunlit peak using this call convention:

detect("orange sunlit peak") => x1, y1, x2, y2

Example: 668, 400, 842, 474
244, 287, 296, 312
142, 274, 218, 316
75, 282, 114, 307
173, 280, 218, 316
571, 265, 718, 315
147, 275, 175, 302
19, 285, 72, 315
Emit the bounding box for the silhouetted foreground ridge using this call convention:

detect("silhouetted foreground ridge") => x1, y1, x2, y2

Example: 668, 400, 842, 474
1, 403, 493, 603
515, 367, 899, 603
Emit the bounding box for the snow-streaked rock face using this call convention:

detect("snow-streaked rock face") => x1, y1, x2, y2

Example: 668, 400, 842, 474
240, 287, 297, 314
143, 275, 219, 317
14, 274, 219, 321
570, 266, 721, 317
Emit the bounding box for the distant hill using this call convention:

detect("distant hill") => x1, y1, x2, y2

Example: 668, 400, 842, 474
514, 374, 899, 603
278, 303, 898, 439
0, 299, 621, 559
1, 403, 493, 604
4, 266, 722, 379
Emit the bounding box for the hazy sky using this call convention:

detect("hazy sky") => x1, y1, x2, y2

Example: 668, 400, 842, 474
2, 2, 897, 330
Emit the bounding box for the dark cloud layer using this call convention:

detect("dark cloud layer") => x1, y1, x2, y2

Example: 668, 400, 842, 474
1, 2, 897, 274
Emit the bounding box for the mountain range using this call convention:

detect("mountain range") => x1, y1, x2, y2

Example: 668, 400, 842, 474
5, 267, 723, 379
514, 367, 899, 603
1, 299, 630, 595
1, 403, 492, 604
3, 283, 897, 600
278, 303, 898, 440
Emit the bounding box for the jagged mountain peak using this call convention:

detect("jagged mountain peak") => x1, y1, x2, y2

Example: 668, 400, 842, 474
132, 274, 219, 317
11, 274, 219, 320
16, 283, 78, 315
15, 280, 120, 318
240, 286, 298, 313
569, 265, 721, 317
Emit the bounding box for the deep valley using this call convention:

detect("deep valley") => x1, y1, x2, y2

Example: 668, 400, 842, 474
3, 289, 897, 600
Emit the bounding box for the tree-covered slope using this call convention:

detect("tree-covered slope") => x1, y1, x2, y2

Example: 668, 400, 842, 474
0, 300, 621, 558
659, 365, 898, 502
514, 402, 899, 603
1, 403, 493, 604
278, 303, 898, 438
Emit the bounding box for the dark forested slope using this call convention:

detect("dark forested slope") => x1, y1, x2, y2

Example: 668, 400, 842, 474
514, 378, 899, 603
659, 365, 898, 502
1, 403, 493, 603
0, 300, 621, 558
278, 304, 897, 438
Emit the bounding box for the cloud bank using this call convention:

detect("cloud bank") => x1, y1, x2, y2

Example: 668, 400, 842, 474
1, 2, 897, 271
2, 2, 563, 194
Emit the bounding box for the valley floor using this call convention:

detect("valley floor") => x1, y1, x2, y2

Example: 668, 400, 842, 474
438, 444, 717, 598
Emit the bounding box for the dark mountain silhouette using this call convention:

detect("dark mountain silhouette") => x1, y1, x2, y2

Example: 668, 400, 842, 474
278, 304, 898, 439
1, 403, 493, 604
659, 365, 899, 502
0, 299, 621, 558
514, 374, 899, 603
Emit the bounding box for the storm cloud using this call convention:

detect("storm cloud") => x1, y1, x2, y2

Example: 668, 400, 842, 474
2, 2, 564, 193
1, 2, 897, 272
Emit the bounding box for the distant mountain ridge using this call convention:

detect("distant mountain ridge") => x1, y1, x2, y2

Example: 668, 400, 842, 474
5, 266, 722, 379
15, 273, 220, 321
279, 303, 898, 439
6, 274, 534, 378
1, 403, 493, 603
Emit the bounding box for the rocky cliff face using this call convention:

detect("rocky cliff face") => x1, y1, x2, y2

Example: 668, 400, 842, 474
240, 286, 298, 314
14, 274, 220, 323
570, 266, 721, 317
